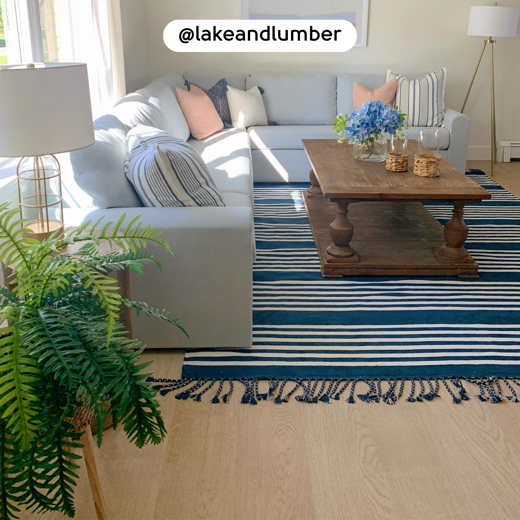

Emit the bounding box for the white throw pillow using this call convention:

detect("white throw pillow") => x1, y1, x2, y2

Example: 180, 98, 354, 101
387, 68, 447, 127
125, 125, 226, 208
226, 85, 268, 128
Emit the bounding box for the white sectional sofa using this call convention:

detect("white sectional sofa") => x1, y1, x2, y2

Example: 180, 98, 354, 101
64, 71, 471, 350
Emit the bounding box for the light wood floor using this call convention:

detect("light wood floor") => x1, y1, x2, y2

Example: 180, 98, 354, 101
21, 160, 520, 520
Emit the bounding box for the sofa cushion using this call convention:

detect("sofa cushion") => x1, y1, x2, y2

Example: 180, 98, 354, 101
221, 192, 252, 208
337, 73, 387, 116
155, 73, 187, 99
126, 125, 226, 208
188, 127, 252, 198
186, 78, 232, 126
353, 79, 398, 110
246, 74, 337, 125
388, 68, 447, 127
227, 86, 268, 128
176, 85, 224, 140
137, 81, 190, 141
69, 113, 142, 209
112, 92, 169, 132
183, 71, 246, 91
248, 125, 338, 150
404, 126, 450, 150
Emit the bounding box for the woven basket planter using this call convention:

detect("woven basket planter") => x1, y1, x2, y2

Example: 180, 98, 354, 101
386, 152, 408, 172
71, 403, 113, 433
414, 153, 442, 178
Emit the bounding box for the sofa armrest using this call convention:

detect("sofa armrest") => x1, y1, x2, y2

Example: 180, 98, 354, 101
443, 107, 471, 173
64, 207, 254, 349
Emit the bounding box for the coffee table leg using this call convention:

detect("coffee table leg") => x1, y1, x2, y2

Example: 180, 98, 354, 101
439, 201, 471, 261
326, 201, 358, 261
306, 169, 323, 197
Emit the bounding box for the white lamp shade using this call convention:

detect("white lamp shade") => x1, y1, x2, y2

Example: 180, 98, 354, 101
0, 63, 95, 157
467, 6, 520, 37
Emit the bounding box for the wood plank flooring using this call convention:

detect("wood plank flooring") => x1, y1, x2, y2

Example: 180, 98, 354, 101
20, 160, 520, 520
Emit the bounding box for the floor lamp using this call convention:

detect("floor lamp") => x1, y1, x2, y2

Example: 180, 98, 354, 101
461, 4, 520, 177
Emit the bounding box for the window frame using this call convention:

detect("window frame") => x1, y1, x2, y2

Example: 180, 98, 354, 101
1, 0, 44, 65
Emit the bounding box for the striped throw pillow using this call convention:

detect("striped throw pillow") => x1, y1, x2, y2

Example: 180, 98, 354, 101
125, 126, 225, 208
387, 69, 447, 127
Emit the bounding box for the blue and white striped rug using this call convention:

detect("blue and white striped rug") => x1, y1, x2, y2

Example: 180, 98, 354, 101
151, 171, 520, 404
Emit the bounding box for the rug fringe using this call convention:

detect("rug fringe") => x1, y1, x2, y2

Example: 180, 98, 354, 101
147, 377, 520, 405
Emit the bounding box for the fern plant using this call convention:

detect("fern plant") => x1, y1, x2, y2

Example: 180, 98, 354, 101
0, 203, 186, 519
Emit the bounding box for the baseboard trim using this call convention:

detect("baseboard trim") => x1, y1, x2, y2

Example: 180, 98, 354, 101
468, 146, 491, 161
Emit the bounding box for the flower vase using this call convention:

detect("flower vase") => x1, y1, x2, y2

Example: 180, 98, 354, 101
352, 138, 387, 162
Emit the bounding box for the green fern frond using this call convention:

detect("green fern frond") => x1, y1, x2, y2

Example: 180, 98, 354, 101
22, 379, 82, 517
79, 267, 121, 345
53, 247, 161, 275
0, 417, 25, 520
67, 214, 173, 256
21, 308, 81, 389
0, 204, 38, 272
110, 341, 167, 448
0, 314, 41, 450
15, 261, 76, 307
122, 299, 188, 337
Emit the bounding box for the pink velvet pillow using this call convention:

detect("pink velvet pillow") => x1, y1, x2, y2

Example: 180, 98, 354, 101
176, 85, 223, 140
353, 79, 398, 110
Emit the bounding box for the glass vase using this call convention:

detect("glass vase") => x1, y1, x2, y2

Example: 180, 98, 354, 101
352, 138, 387, 162
390, 135, 409, 154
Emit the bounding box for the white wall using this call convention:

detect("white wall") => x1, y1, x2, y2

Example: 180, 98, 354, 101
120, 0, 150, 92
137, 0, 520, 159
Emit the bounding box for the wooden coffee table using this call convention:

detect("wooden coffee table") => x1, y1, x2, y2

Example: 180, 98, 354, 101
303, 139, 491, 278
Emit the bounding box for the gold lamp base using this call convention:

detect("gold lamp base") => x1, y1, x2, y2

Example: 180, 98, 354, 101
17, 154, 65, 242
22, 219, 64, 241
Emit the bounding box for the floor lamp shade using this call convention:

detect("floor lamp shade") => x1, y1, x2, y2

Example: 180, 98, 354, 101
0, 63, 95, 157
467, 6, 520, 38
0, 63, 94, 240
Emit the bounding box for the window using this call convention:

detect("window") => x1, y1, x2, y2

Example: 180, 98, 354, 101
0, 0, 125, 117
0, 2, 6, 65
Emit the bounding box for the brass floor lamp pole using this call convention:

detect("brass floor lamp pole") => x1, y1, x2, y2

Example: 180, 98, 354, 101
461, 37, 497, 177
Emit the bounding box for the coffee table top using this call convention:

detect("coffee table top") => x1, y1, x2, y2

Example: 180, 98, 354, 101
303, 139, 491, 202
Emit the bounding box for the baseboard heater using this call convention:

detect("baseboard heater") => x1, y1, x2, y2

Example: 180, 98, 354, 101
499, 141, 520, 162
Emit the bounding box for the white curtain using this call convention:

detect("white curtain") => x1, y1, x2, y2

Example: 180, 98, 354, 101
38, 0, 126, 117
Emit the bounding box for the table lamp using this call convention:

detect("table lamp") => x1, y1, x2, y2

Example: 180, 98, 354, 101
0, 63, 95, 239
461, 3, 520, 177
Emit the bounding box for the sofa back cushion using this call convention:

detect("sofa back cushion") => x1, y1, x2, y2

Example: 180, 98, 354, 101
183, 71, 246, 91
137, 81, 190, 141
337, 73, 387, 116
70, 93, 169, 209
246, 74, 337, 125
155, 73, 187, 98
70, 113, 143, 209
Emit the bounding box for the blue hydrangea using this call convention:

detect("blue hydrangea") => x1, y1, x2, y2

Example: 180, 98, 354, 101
343, 100, 404, 144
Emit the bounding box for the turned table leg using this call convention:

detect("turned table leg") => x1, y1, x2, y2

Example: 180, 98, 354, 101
306, 169, 323, 197
439, 201, 471, 261
326, 201, 358, 262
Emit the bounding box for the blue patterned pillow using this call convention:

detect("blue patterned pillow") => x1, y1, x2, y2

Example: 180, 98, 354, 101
186, 78, 232, 126
125, 126, 226, 208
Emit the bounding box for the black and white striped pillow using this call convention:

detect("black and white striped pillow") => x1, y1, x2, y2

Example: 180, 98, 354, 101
125, 126, 225, 208
387, 69, 446, 127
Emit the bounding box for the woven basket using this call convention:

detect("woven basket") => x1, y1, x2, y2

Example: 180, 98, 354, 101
71, 403, 113, 433
414, 153, 442, 178
386, 152, 408, 172
71, 404, 96, 433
